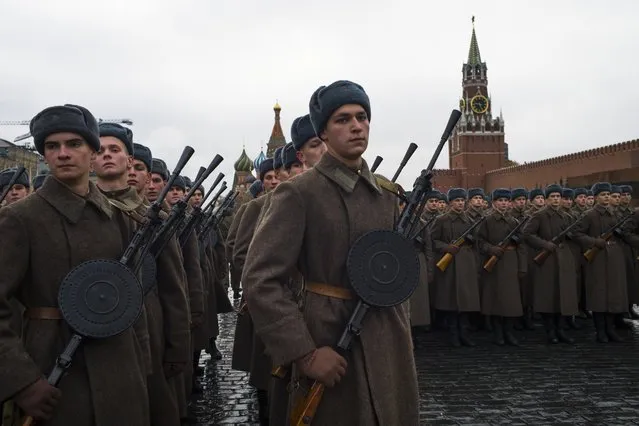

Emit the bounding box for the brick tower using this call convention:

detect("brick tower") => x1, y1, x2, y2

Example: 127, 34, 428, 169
448, 17, 506, 188
266, 102, 287, 157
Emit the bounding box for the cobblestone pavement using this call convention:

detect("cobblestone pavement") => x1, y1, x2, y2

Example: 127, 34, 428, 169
192, 299, 639, 425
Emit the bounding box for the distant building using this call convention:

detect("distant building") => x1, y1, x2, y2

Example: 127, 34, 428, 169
0, 138, 44, 181
266, 102, 286, 157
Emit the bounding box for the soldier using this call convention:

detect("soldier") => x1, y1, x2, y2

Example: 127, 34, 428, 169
0, 104, 150, 425
0, 167, 31, 205
573, 188, 589, 216
560, 188, 584, 330
437, 192, 448, 214
292, 114, 327, 171
585, 189, 595, 208
95, 129, 191, 426
466, 188, 484, 221
273, 146, 287, 182
477, 188, 526, 346
431, 188, 481, 347
571, 182, 628, 343
510, 188, 528, 220
528, 188, 545, 212
282, 141, 304, 177
243, 80, 419, 424
522, 184, 579, 344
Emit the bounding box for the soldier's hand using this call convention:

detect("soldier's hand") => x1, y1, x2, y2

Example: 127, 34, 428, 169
444, 245, 460, 255
163, 362, 187, 378
14, 378, 61, 420
489, 246, 504, 258
464, 234, 475, 245
594, 238, 607, 249
298, 347, 347, 388
543, 242, 557, 252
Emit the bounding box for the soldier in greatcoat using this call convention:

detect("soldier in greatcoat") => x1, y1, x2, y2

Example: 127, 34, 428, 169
509, 188, 535, 330
572, 188, 589, 217
522, 184, 579, 344
431, 188, 481, 347
292, 114, 327, 171
586, 189, 595, 208
571, 187, 590, 320
0, 168, 31, 206
570, 182, 628, 343
560, 187, 584, 330
244, 81, 419, 425
0, 104, 150, 425
437, 192, 448, 214
614, 184, 639, 322
477, 189, 526, 346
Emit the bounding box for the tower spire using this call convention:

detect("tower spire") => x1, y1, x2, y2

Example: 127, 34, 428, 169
266, 101, 286, 157
467, 16, 482, 66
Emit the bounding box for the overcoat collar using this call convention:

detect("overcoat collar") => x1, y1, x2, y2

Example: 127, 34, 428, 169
315, 153, 382, 195
37, 176, 113, 223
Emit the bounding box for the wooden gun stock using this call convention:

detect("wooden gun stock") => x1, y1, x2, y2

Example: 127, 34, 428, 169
534, 249, 551, 265
583, 246, 600, 263
290, 381, 325, 426
436, 252, 454, 272
22, 416, 34, 426
271, 365, 287, 379
483, 255, 499, 272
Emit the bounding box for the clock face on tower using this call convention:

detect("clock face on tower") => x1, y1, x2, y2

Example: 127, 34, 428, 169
470, 95, 489, 114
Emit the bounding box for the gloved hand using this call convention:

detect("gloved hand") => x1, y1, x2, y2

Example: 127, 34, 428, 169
14, 378, 62, 420
489, 246, 505, 258
594, 238, 607, 249
543, 242, 557, 252
443, 245, 460, 255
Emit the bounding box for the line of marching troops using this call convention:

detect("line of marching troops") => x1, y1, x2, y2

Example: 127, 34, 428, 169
0, 105, 236, 426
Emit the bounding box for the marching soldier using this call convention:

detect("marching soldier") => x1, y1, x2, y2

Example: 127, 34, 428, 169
560, 188, 584, 330
437, 192, 448, 214
571, 183, 627, 343
510, 188, 535, 330
528, 188, 545, 212
244, 80, 419, 424
573, 188, 589, 216
291, 114, 327, 171
0, 168, 30, 205
431, 188, 481, 347
477, 188, 526, 346
585, 190, 595, 208
0, 104, 150, 425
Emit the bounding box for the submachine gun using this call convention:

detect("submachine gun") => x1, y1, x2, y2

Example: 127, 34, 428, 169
483, 216, 531, 272
290, 109, 462, 426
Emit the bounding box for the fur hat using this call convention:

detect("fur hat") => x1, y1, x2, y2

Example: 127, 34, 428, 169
32, 172, 48, 190
468, 188, 484, 199
132, 143, 152, 171
151, 158, 169, 181
291, 114, 316, 150
529, 188, 544, 200
248, 180, 263, 198
30, 104, 100, 154
447, 188, 467, 201
511, 188, 528, 200
283, 142, 300, 169
610, 185, 621, 194
492, 188, 511, 200
544, 184, 562, 198
426, 190, 441, 201
99, 123, 134, 155
591, 182, 612, 196
273, 147, 284, 170
620, 185, 633, 195
172, 176, 186, 191
574, 188, 588, 197
309, 80, 371, 134
259, 158, 275, 179
0, 167, 29, 190
562, 188, 575, 199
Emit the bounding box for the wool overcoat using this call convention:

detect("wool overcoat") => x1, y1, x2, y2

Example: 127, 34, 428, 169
409, 219, 434, 326
0, 178, 149, 426
243, 153, 419, 426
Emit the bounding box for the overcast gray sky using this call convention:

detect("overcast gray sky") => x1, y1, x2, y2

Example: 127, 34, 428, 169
0, 0, 637, 189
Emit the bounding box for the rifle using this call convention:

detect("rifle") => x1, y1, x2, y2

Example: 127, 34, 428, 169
177, 172, 224, 247
369, 155, 383, 173
0, 166, 26, 205
533, 215, 584, 265
583, 212, 634, 263
290, 110, 461, 426
199, 191, 238, 245
483, 216, 531, 272
435, 216, 486, 272
21, 147, 195, 426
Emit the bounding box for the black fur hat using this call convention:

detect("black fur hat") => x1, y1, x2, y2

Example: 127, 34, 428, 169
468, 188, 484, 199
544, 184, 562, 198
309, 80, 371, 135
511, 188, 527, 200
591, 182, 612, 196
30, 104, 100, 154
447, 188, 467, 201
492, 188, 511, 200
99, 123, 134, 155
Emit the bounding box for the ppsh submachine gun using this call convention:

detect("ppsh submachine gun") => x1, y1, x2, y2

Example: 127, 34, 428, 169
290, 109, 462, 426
483, 216, 531, 272
21, 147, 225, 426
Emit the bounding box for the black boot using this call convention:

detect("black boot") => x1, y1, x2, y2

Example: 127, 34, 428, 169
523, 307, 535, 330
448, 312, 461, 347
256, 389, 270, 426
484, 314, 494, 332
567, 315, 581, 330
503, 317, 520, 346
543, 314, 558, 344
606, 313, 624, 342
593, 312, 609, 343
458, 313, 476, 347
556, 315, 575, 344
614, 313, 632, 329
492, 316, 505, 346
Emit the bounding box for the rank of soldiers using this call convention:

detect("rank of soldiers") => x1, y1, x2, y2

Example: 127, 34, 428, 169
1, 82, 638, 426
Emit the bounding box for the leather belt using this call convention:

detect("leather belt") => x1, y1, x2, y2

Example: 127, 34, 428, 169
25, 307, 63, 320
504, 245, 517, 251
305, 282, 353, 300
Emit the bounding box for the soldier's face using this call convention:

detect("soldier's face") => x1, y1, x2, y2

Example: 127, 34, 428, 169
321, 104, 369, 162
596, 191, 610, 206
94, 137, 132, 180
513, 196, 526, 209
575, 194, 587, 207
426, 198, 439, 211
621, 193, 631, 205
5, 184, 29, 204
190, 189, 203, 207
494, 197, 508, 212
297, 137, 327, 169
287, 162, 304, 178
610, 193, 621, 206
586, 196, 594, 206
438, 201, 447, 211
561, 198, 573, 208
470, 195, 483, 208
450, 198, 465, 212
128, 159, 150, 195
276, 168, 289, 182
547, 193, 561, 207
167, 186, 185, 205
43, 132, 95, 183
262, 170, 279, 191
147, 173, 166, 202
533, 195, 545, 206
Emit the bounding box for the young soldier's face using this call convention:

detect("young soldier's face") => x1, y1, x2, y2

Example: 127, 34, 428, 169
287, 162, 304, 178
494, 197, 509, 212
513, 196, 526, 209
533, 195, 545, 207
621, 193, 631, 205
596, 191, 610, 206
610, 192, 621, 206
575, 194, 586, 207
450, 198, 465, 212
128, 159, 150, 195
438, 200, 447, 211
561, 197, 573, 208
5, 184, 29, 204
426, 198, 439, 211
262, 170, 279, 191
43, 132, 95, 183
469, 195, 483, 208
321, 104, 369, 161
297, 137, 327, 169
147, 173, 166, 202
167, 186, 185, 205
94, 136, 132, 180
190, 189, 203, 207
586, 195, 594, 206
547, 193, 561, 207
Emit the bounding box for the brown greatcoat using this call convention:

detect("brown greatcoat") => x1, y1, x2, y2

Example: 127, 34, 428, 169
0, 178, 149, 426
103, 188, 191, 426
522, 206, 580, 315
226, 203, 248, 292
409, 218, 434, 326
615, 205, 639, 304
511, 206, 534, 307
572, 204, 628, 313
244, 153, 419, 426
477, 211, 526, 317
431, 210, 481, 312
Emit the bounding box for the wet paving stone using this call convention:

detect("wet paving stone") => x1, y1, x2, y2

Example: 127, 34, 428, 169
192, 297, 639, 425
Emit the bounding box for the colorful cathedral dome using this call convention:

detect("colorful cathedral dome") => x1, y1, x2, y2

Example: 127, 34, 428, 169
234, 148, 254, 172
253, 149, 266, 171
